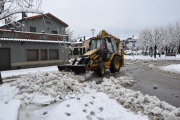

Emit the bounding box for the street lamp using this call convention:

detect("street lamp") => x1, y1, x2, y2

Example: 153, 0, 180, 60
91, 28, 95, 37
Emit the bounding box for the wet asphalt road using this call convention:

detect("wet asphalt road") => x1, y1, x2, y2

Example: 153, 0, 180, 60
86, 62, 180, 108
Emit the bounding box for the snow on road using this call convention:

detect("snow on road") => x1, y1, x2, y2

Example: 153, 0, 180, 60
0, 65, 180, 120
160, 64, 180, 74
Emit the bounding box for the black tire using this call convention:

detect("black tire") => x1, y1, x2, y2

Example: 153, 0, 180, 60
109, 56, 121, 73
96, 63, 106, 77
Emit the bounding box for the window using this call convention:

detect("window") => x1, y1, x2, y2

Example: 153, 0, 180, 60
41, 49, 47, 60
90, 39, 103, 50
30, 26, 36, 32
27, 49, 39, 61
106, 38, 113, 52
49, 49, 59, 60
111, 38, 118, 53
52, 31, 57, 34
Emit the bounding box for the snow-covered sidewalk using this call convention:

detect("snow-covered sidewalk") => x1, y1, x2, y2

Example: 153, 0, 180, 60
160, 64, 180, 74
1, 66, 58, 79
31, 92, 148, 120
124, 54, 180, 60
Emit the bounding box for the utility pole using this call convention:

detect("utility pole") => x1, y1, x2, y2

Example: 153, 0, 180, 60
132, 35, 134, 58
62, 27, 65, 65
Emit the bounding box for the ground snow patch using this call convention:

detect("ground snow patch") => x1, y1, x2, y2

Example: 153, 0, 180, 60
1, 70, 180, 120
160, 64, 180, 74
31, 92, 148, 120
1, 66, 58, 79
0, 100, 21, 120
0, 84, 18, 102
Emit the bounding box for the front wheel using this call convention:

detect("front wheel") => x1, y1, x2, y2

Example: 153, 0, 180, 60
97, 63, 105, 77
109, 56, 121, 73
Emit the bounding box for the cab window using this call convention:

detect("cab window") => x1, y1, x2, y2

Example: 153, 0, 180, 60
111, 38, 118, 53
106, 38, 113, 52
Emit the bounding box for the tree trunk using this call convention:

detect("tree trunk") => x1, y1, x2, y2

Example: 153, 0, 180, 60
166, 46, 167, 54
154, 45, 157, 58
145, 47, 148, 56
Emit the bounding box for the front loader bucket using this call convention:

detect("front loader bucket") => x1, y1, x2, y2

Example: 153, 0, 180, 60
57, 65, 90, 74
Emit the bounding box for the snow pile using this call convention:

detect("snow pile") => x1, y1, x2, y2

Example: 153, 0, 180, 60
94, 77, 180, 120
116, 76, 137, 87
160, 64, 180, 74
31, 92, 148, 120
9, 71, 85, 106
1, 66, 58, 79
148, 64, 155, 69
1, 70, 180, 119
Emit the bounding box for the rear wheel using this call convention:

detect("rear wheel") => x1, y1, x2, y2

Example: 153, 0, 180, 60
97, 63, 105, 77
109, 56, 121, 73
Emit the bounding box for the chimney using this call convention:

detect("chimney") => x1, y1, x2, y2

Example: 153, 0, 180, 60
22, 12, 27, 19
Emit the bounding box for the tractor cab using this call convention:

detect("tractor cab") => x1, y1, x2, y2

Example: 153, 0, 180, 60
89, 37, 119, 61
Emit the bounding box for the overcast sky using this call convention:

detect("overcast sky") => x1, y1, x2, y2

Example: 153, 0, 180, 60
23, 0, 180, 39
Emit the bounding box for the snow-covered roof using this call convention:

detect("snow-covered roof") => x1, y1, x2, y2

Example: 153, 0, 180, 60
73, 37, 91, 44
0, 38, 71, 44
72, 42, 82, 44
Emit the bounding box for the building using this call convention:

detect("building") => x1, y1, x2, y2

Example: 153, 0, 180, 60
0, 13, 68, 35
0, 13, 70, 71
83, 38, 91, 49
121, 38, 138, 51
72, 38, 83, 47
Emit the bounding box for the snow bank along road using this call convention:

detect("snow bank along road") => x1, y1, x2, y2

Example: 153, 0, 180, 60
0, 68, 180, 120
121, 57, 180, 107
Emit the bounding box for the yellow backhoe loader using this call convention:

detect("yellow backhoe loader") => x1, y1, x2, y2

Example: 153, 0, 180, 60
58, 30, 124, 77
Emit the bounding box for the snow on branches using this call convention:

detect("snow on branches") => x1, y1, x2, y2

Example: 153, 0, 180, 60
137, 21, 180, 56
0, 0, 43, 24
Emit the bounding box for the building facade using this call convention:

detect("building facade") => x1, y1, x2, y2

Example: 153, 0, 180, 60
0, 13, 68, 35
0, 13, 70, 71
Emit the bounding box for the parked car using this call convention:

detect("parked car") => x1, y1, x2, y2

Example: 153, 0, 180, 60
124, 50, 132, 55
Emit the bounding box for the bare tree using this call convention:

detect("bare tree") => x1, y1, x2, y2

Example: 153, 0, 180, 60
167, 21, 180, 53
137, 28, 153, 56
65, 27, 74, 42
0, 0, 43, 24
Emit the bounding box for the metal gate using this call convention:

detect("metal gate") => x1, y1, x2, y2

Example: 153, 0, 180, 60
0, 48, 11, 70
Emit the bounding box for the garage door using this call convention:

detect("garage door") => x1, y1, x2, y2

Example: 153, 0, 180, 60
0, 48, 11, 70
49, 49, 59, 60
27, 49, 39, 61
